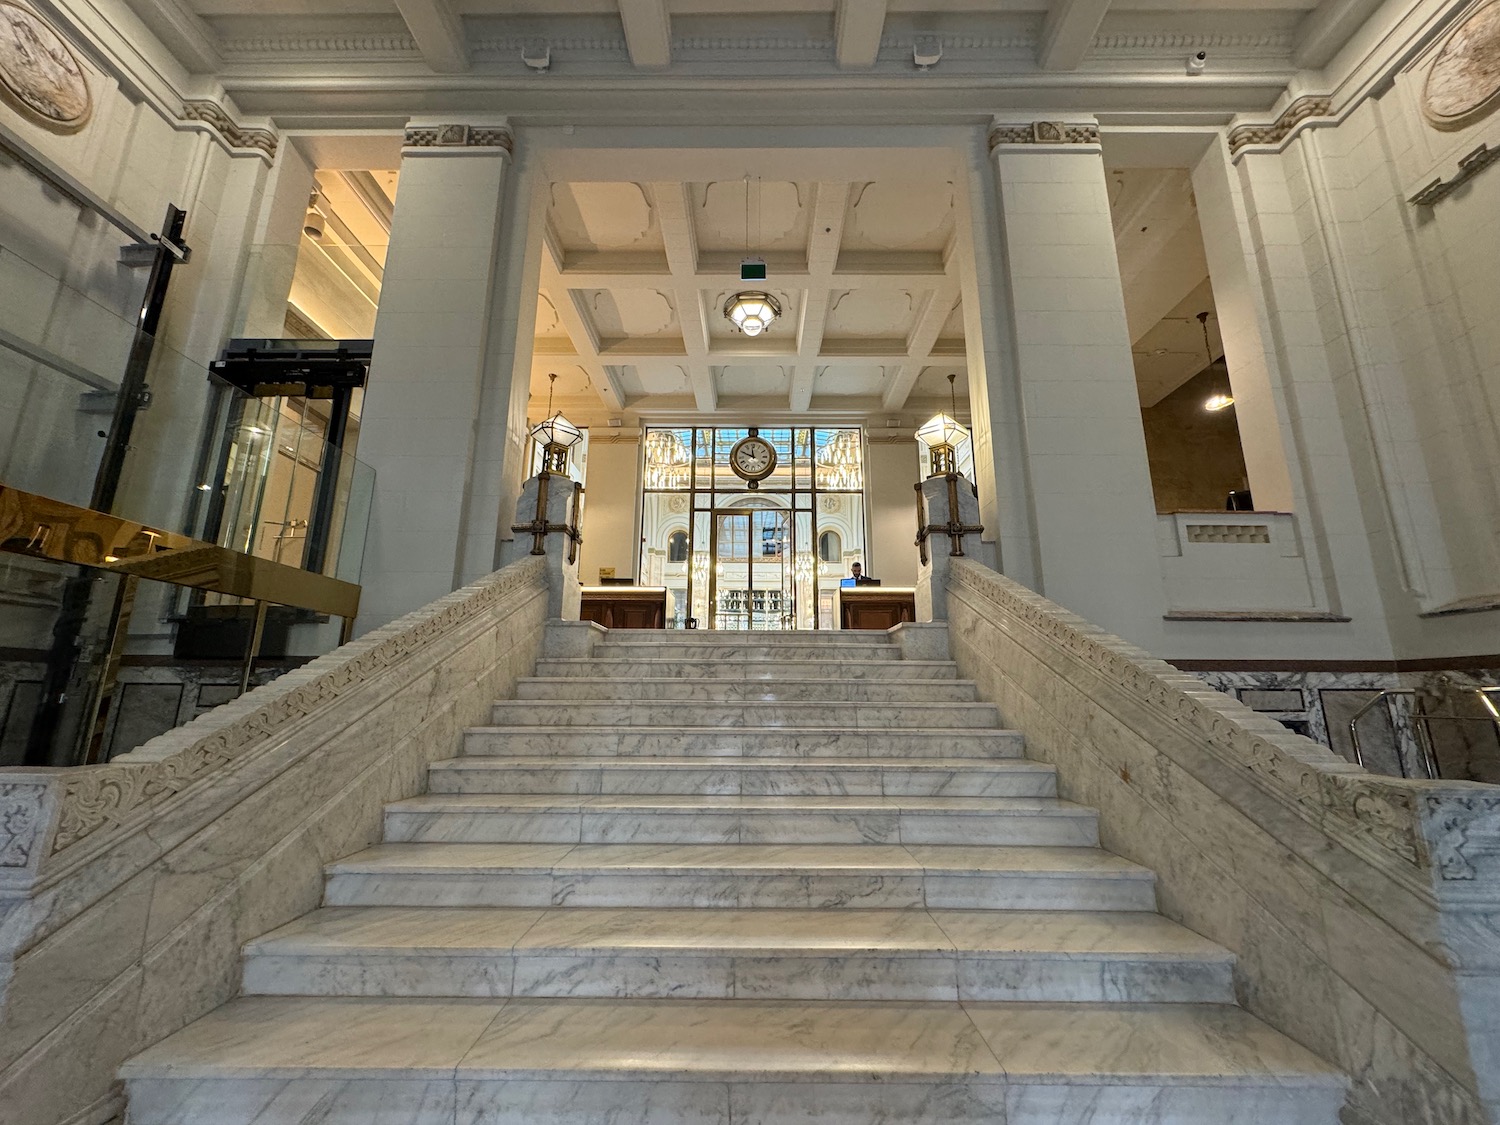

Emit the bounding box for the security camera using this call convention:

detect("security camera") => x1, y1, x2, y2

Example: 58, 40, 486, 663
523, 40, 551, 72
913, 35, 942, 70
303, 210, 326, 239
1186, 50, 1207, 76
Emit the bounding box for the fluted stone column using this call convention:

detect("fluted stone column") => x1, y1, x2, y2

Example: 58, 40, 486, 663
987, 118, 1167, 650
355, 119, 519, 634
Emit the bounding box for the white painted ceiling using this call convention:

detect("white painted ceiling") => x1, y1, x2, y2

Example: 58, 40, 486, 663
533, 176, 964, 416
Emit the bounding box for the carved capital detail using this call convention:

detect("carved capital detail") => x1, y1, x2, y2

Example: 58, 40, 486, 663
1226, 95, 1333, 155
989, 121, 1101, 149
403, 124, 515, 153
179, 100, 278, 159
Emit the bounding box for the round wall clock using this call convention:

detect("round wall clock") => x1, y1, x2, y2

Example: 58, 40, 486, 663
728, 435, 777, 487
0, 1, 91, 133
1423, 0, 1500, 131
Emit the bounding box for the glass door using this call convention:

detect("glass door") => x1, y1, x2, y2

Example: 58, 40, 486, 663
710, 507, 793, 630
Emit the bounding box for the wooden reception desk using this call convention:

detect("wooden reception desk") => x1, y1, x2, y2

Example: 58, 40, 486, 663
579, 586, 668, 629
836, 586, 917, 631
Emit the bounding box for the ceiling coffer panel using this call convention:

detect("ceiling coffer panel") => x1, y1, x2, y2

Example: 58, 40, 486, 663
842, 181, 956, 253
824, 288, 924, 340
692, 180, 810, 254
583, 288, 681, 339
550, 182, 662, 253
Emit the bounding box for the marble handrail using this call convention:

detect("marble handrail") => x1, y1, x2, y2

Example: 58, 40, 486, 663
0, 557, 550, 1125
945, 557, 1500, 1125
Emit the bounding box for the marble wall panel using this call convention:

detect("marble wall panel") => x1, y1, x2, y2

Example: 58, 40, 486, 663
0, 560, 551, 1125
945, 560, 1500, 1125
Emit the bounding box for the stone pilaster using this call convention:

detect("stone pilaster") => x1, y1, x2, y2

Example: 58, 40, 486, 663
914, 473, 984, 621
499, 469, 583, 619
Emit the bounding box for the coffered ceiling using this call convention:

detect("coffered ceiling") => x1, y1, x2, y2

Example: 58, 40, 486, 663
532, 177, 965, 416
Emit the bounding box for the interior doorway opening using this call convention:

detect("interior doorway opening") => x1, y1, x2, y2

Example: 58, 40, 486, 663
640, 426, 867, 629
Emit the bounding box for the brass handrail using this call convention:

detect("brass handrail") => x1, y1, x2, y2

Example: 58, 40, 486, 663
1348, 687, 1500, 780
0, 484, 359, 619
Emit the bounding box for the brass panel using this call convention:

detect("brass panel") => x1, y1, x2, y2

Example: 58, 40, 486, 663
0, 485, 360, 619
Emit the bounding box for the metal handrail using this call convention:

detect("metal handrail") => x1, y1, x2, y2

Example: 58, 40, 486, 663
1349, 687, 1500, 779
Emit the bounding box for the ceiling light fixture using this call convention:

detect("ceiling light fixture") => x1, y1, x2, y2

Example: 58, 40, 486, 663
530, 371, 582, 472
916, 372, 969, 477
724, 291, 781, 337
1197, 311, 1234, 413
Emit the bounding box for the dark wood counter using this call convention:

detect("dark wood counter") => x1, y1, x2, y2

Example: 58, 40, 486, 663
837, 586, 917, 631
579, 586, 668, 629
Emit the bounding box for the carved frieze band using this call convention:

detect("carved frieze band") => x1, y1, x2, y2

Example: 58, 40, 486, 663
990, 121, 1101, 149
947, 560, 1500, 886
1226, 94, 1334, 155
179, 100, 278, 159
403, 124, 515, 152
0, 782, 48, 869
36, 558, 547, 861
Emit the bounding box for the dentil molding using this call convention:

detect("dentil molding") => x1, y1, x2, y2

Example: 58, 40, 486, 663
403, 122, 514, 152
989, 121, 1102, 148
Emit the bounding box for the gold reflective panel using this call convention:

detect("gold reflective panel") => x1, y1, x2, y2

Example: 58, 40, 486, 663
0, 485, 360, 619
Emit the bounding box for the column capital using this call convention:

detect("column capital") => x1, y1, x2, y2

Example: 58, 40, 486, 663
988, 117, 1100, 153
402, 118, 514, 156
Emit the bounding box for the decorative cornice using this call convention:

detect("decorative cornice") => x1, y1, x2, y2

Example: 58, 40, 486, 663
990, 121, 1101, 149
179, 99, 277, 159
1092, 31, 1294, 51
1227, 94, 1334, 155
403, 123, 514, 152
36, 558, 546, 859
220, 34, 417, 57
947, 560, 1500, 892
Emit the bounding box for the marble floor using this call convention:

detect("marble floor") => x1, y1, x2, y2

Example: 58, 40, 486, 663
119, 628, 1347, 1124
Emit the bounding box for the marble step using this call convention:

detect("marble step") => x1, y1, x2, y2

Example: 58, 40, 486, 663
120, 996, 1346, 1125
486, 700, 1002, 729
461, 726, 1026, 759
535, 658, 960, 680
427, 756, 1059, 797
516, 676, 979, 702
242, 906, 1237, 1004
323, 843, 1157, 911
383, 794, 1099, 847
598, 630, 895, 645
588, 642, 906, 661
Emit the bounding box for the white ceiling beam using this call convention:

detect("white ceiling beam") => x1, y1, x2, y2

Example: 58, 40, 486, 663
1037, 0, 1113, 71
394, 0, 469, 73
651, 182, 716, 411
619, 0, 672, 69
834, 0, 888, 69
791, 182, 852, 411
540, 231, 626, 412
126, 0, 222, 73
1292, 0, 1387, 69
882, 280, 961, 410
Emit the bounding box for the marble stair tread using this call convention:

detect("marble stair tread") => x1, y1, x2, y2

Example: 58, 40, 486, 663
459, 727, 1028, 759
386, 793, 1092, 814
246, 906, 1230, 962
486, 700, 1003, 728
534, 658, 961, 679
326, 842, 1151, 878
121, 995, 1342, 1090
427, 756, 1054, 794
515, 676, 980, 701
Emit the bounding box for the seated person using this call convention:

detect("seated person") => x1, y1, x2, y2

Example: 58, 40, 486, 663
839, 562, 879, 587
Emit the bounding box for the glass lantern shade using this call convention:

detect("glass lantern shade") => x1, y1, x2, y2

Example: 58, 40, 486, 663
531, 412, 583, 472
724, 292, 781, 337
916, 413, 968, 477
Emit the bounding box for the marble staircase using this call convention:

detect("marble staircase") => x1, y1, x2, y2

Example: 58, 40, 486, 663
120, 628, 1346, 1124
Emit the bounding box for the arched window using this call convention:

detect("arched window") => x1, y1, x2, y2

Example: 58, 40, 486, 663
667, 530, 689, 563
818, 530, 841, 564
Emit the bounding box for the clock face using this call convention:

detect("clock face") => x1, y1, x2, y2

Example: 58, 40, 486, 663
729, 436, 777, 481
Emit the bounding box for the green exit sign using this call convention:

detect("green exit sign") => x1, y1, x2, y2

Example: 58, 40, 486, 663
740, 258, 767, 281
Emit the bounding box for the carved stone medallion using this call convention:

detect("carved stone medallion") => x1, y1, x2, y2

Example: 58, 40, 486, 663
0, 1, 91, 132
1424, 0, 1500, 131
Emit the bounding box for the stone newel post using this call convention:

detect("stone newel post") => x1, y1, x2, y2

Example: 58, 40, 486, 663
499, 469, 582, 619
915, 473, 984, 621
